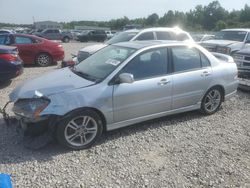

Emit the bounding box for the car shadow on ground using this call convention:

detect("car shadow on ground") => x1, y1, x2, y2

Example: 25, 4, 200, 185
23, 64, 59, 68
0, 109, 205, 165
0, 80, 12, 89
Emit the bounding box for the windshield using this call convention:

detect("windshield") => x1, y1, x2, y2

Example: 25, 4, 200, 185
106, 31, 138, 44
74, 45, 136, 81
214, 31, 247, 42
81, 30, 90, 35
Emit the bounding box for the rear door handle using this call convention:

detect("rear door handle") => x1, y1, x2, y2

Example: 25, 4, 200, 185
158, 79, 170, 85
201, 71, 211, 77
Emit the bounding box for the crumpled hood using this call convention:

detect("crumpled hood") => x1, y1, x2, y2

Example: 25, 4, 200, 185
9, 68, 94, 102
201, 40, 240, 47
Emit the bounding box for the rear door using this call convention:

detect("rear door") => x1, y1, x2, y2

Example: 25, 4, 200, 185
170, 46, 212, 109
13, 35, 36, 63
112, 47, 172, 123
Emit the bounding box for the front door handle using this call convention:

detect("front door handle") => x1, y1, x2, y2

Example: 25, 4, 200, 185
158, 79, 170, 85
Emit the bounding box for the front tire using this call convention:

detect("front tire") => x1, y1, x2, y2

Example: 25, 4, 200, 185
56, 110, 103, 150
36, 53, 52, 67
200, 87, 223, 115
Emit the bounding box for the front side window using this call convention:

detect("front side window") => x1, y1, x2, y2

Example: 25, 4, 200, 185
247, 33, 250, 42
121, 48, 168, 80
0, 35, 6, 44
172, 47, 202, 72
74, 45, 136, 81
15, 36, 33, 44
135, 32, 154, 41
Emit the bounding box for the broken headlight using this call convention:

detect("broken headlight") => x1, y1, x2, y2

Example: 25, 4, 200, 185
13, 98, 50, 119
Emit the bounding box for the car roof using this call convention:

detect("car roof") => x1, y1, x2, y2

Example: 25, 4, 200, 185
139, 27, 186, 33
0, 45, 17, 53
0, 33, 45, 40
113, 40, 192, 50
221, 28, 250, 32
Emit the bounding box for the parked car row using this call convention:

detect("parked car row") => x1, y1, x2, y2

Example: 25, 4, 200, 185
0, 33, 64, 66
0, 26, 244, 150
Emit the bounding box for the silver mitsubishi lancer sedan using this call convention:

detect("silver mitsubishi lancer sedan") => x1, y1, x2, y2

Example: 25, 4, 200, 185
9, 41, 238, 150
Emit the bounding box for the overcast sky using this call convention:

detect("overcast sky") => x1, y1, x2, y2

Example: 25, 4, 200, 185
0, 0, 248, 24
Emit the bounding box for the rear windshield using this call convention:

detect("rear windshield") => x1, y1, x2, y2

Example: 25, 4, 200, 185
106, 31, 138, 44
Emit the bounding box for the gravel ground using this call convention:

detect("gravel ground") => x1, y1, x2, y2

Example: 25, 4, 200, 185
0, 42, 250, 187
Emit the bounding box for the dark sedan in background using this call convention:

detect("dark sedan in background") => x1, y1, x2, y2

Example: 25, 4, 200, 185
0, 34, 64, 67
77, 30, 107, 42
0, 45, 23, 81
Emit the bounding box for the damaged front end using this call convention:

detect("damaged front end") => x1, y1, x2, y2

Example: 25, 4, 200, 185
0, 101, 13, 125
6, 91, 60, 149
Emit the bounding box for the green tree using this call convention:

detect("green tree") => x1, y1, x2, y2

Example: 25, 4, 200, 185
145, 13, 159, 26
240, 4, 250, 22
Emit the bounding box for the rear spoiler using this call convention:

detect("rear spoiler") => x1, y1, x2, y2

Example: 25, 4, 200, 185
212, 52, 234, 63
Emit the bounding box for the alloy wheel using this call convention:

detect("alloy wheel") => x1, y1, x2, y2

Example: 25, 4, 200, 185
204, 89, 221, 113
64, 116, 98, 147
37, 54, 51, 67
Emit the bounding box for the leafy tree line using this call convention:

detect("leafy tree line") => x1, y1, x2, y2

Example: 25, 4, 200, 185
1, 1, 249, 32
64, 1, 250, 31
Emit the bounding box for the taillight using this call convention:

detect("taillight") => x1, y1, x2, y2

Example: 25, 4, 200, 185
0, 53, 17, 62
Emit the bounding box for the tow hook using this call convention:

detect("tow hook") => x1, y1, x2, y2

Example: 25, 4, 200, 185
0, 101, 17, 125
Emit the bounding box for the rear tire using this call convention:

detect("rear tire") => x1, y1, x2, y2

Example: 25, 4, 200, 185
62, 36, 70, 43
56, 110, 103, 150
200, 87, 223, 115
36, 53, 52, 67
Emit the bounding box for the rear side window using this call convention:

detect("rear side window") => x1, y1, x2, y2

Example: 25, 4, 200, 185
175, 33, 190, 41
15, 36, 33, 44
200, 52, 211, 67
135, 32, 154, 41
96, 30, 105, 34
172, 47, 202, 72
156, 32, 173, 40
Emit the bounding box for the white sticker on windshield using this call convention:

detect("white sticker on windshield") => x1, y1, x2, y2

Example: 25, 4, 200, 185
105, 59, 121, 66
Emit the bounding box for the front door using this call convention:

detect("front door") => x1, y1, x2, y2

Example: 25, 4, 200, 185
112, 47, 172, 122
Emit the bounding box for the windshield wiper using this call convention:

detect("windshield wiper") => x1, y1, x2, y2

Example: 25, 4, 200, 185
71, 68, 100, 82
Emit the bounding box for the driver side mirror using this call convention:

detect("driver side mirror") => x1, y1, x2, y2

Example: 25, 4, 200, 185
245, 40, 250, 44
118, 73, 134, 84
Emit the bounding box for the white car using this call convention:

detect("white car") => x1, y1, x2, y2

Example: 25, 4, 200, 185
63, 27, 194, 67
200, 29, 250, 55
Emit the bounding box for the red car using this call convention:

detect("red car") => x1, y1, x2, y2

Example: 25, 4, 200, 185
0, 34, 64, 66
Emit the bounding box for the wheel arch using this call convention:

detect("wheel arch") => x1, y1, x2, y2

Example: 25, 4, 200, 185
58, 107, 107, 131
205, 85, 225, 101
